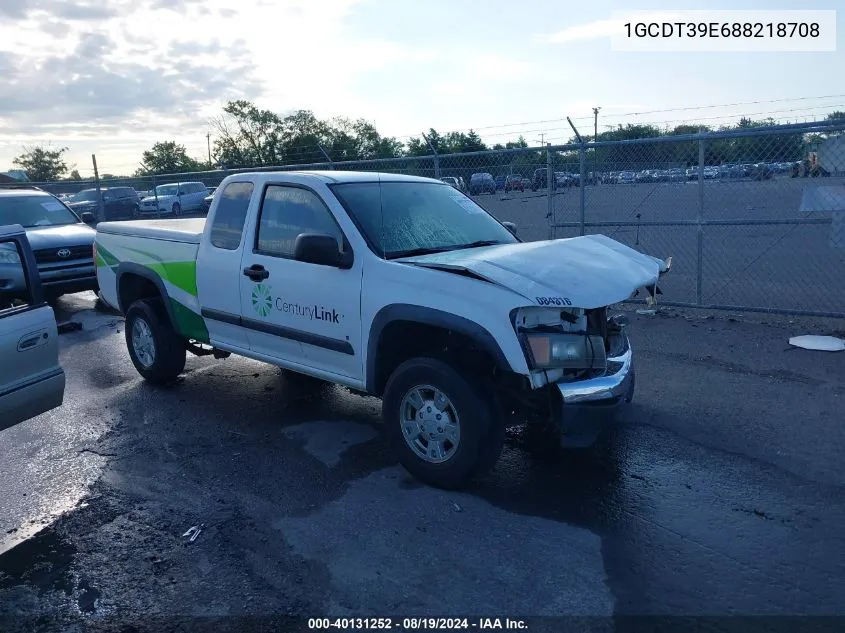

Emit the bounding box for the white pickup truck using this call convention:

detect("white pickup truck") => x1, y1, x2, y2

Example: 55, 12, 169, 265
95, 171, 670, 488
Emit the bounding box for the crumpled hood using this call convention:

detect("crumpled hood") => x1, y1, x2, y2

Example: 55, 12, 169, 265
396, 234, 670, 309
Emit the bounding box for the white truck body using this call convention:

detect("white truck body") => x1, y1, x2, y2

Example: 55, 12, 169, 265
95, 171, 670, 488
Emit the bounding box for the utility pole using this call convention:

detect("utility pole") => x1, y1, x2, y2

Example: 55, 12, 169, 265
206, 133, 212, 168
593, 107, 601, 141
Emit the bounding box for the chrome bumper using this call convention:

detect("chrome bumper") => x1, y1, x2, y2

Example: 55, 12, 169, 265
556, 335, 634, 406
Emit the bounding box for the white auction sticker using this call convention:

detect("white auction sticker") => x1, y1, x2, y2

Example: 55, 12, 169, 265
41, 201, 65, 211
610, 10, 836, 52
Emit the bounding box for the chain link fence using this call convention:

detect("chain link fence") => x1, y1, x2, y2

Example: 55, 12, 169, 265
4, 120, 844, 317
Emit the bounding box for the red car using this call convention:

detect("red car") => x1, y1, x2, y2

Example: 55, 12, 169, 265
504, 175, 524, 192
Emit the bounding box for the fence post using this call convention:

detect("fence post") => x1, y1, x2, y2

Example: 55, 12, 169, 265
696, 128, 705, 306
546, 144, 554, 235
578, 143, 586, 236
152, 173, 160, 219
422, 133, 441, 179
91, 154, 105, 223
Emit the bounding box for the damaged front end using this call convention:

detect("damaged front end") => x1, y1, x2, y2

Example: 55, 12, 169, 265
500, 256, 672, 448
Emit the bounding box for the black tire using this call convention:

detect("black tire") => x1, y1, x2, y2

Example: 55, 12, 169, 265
172, 202, 181, 217
131, 205, 140, 219
125, 298, 186, 384
382, 357, 503, 489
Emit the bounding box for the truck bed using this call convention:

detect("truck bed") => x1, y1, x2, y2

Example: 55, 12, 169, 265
96, 218, 206, 244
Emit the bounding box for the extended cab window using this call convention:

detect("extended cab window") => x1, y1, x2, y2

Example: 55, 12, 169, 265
0, 240, 31, 313
256, 185, 343, 258
209, 182, 254, 250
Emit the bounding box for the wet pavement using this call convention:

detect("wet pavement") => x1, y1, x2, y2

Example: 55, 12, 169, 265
1, 293, 844, 632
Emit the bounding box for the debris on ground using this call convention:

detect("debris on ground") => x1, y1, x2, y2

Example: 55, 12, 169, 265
636, 309, 657, 316
452, 503, 463, 513
182, 525, 203, 542
788, 335, 845, 352
57, 321, 83, 334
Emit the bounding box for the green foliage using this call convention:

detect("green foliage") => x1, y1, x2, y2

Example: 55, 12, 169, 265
137, 141, 202, 175
12, 145, 69, 182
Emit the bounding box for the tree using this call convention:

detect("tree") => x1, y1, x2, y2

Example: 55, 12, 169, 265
12, 145, 69, 182
825, 111, 845, 122
66, 169, 82, 181
137, 141, 201, 175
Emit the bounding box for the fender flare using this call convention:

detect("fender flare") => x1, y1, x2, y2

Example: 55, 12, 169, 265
366, 303, 512, 394
116, 262, 176, 327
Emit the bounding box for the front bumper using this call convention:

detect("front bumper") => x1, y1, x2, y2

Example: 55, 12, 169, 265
553, 334, 634, 437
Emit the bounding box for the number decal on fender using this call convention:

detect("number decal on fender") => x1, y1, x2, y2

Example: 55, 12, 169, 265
536, 296, 572, 306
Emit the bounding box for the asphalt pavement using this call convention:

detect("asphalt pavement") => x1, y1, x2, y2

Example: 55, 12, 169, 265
1, 291, 844, 633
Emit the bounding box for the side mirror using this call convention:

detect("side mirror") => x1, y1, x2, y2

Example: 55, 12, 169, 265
502, 221, 518, 236
80, 212, 96, 224
293, 233, 347, 268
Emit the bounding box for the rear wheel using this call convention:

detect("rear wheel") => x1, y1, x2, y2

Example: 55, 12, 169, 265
383, 357, 503, 489
125, 298, 186, 384
172, 202, 181, 217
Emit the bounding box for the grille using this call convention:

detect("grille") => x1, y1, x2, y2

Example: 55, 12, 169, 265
34, 245, 92, 264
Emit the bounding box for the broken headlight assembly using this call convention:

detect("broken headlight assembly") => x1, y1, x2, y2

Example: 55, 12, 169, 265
523, 333, 607, 371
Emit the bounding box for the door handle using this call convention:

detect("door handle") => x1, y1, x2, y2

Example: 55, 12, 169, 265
18, 331, 46, 351
242, 265, 269, 281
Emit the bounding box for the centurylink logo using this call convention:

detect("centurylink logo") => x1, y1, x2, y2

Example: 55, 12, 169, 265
251, 283, 273, 317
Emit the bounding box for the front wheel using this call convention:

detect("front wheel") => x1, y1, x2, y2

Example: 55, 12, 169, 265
130, 205, 140, 219
125, 298, 186, 384
382, 357, 503, 489
172, 202, 181, 217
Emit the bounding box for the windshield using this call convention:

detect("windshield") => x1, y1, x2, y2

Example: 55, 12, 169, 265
0, 194, 79, 227
331, 181, 518, 259
155, 184, 178, 196
68, 189, 100, 203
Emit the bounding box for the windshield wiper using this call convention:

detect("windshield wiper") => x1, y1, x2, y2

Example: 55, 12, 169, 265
386, 246, 454, 259
388, 240, 505, 259
453, 240, 505, 250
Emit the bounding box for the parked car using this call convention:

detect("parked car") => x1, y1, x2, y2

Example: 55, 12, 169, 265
504, 175, 524, 192
0, 187, 97, 299
66, 187, 141, 220
685, 168, 698, 181
440, 177, 461, 190
494, 176, 506, 191
617, 171, 636, 184
531, 168, 556, 191
140, 181, 210, 216
202, 187, 218, 212
457, 177, 468, 193
0, 224, 66, 432
635, 170, 654, 184
520, 177, 531, 189
703, 166, 719, 180
94, 170, 670, 489
469, 172, 496, 195
667, 168, 686, 182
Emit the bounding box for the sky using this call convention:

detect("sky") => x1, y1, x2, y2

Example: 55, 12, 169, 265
0, 0, 842, 178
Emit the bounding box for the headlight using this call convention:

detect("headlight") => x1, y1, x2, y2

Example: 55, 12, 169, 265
524, 333, 607, 370
0, 245, 21, 264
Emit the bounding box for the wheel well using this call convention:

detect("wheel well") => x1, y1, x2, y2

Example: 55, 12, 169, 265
118, 273, 161, 314
372, 320, 499, 397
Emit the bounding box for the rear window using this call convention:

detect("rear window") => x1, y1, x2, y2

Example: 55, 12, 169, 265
209, 182, 254, 250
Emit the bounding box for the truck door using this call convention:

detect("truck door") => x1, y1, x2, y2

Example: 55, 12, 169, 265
195, 181, 255, 351
0, 226, 65, 432
238, 183, 363, 382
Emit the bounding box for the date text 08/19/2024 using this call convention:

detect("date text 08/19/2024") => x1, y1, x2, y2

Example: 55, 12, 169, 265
307, 617, 529, 630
